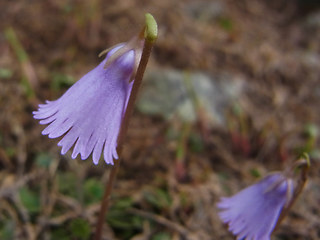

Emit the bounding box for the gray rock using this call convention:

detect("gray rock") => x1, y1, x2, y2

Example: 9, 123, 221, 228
184, 1, 225, 22
137, 69, 245, 126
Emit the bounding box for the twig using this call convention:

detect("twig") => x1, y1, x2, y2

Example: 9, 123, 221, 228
127, 208, 190, 237
0, 171, 44, 198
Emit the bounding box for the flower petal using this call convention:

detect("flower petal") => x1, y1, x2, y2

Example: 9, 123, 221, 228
33, 44, 135, 165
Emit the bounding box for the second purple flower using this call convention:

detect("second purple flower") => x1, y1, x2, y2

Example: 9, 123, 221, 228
217, 173, 293, 240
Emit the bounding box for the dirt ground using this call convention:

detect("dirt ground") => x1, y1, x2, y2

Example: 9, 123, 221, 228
0, 0, 320, 239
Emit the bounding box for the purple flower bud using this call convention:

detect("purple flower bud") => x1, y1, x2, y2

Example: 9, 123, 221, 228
217, 173, 293, 240
33, 44, 140, 165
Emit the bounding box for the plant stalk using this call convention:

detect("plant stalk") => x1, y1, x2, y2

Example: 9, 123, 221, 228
94, 30, 156, 240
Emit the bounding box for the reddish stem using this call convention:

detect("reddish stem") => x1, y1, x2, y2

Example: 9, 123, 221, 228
94, 37, 154, 240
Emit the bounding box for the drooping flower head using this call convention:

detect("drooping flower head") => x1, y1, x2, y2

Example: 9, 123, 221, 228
33, 37, 143, 165
217, 173, 294, 240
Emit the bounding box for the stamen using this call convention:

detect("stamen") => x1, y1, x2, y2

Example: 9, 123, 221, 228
98, 43, 124, 58
103, 36, 141, 69
263, 174, 286, 194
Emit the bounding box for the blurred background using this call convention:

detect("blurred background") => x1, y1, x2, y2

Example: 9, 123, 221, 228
0, 0, 320, 239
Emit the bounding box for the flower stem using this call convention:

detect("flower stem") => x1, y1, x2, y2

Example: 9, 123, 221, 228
117, 39, 154, 146
275, 154, 310, 230
93, 157, 121, 240
94, 15, 157, 240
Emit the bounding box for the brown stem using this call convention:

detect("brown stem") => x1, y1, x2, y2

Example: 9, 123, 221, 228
117, 39, 153, 146
93, 157, 121, 240
93, 37, 154, 240
274, 158, 309, 231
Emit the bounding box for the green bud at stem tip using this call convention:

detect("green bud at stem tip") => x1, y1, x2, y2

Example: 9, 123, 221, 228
144, 13, 158, 43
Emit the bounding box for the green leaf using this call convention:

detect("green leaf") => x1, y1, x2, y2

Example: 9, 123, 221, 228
51, 72, 75, 91
0, 221, 15, 240
189, 132, 204, 153
5, 147, 15, 158
218, 17, 233, 31
56, 172, 77, 199
83, 178, 103, 205
143, 188, 172, 210
152, 232, 171, 240
250, 168, 261, 178
19, 187, 40, 214
51, 227, 69, 240
69, 218, 91, 240
106, 197, 142, 239
35, 152, 52, 168
112, 197, 135, 209
0, 68, 13, 79
107, 210, 143, 239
